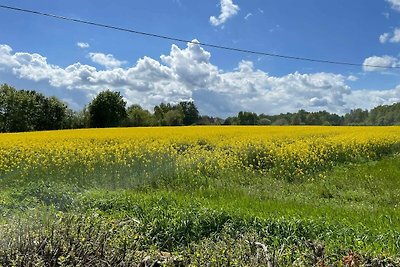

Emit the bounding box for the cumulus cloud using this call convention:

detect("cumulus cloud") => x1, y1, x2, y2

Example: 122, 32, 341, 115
379, 33, 390, 43
1, 42, 400, 116
0, 45, 19, 67
363, 55, 398, 72
386, 0, 400, 10
390, 28, 400, 42
210, 0, 239, 27
76, 42, 90, 48
344, 87, 400, 111
379, 28, 400, 43
88, 52, 126, 69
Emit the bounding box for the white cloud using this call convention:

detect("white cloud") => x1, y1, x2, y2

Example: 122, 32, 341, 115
76, 42, 90, 49
88, 53, 126, 69
386, 0, 400, 10
363, 55, 398, 72
379, 32, 390, 43
244, 13, 252, 20
0, 45, 20, 67
347, 75, 358, 82
379, 28, 400, 43
390, 28, 400, 42
344, 87, 400, 111
210, 0, 240, 27
1, 42, 400, 117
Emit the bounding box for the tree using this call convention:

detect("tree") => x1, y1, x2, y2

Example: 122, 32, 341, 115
238, 111, 258, 125
0, 84, 68, 132
88, 90, 127, 128
153, 103, 174, 126
272, 118, 289, 125
344, 108, 369, 125
34, 96, 68, 130
126, 104, 154, 126
178, 101, 199, 125
223, 116, 239, 125
64, 107, 90, 129
305, 113, 321, 125
258, 118, 271, 125
197, 115, 224, 125
164, 109, 183, 126
153, 102, 197, 126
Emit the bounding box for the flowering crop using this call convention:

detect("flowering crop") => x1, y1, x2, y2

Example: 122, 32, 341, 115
0, 126, 399, 181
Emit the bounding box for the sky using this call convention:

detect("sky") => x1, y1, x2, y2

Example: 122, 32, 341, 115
0, 0, 400, 117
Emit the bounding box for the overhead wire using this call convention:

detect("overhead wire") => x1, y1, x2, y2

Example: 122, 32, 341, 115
0, 4, 398, 70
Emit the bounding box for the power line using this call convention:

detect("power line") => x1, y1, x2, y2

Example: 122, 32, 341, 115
0, 4, 398, 70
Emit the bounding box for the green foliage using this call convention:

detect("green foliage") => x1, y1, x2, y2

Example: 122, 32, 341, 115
178, 101, 199, 125
64, 107, 91, 129
153, 102, 175, 125
88, 90, 127, 128
368, 102, 400, 125
4, 82, 400, 132
272, 117, 289, 125
126, 104, 154, 126
0, 84, 68, 132
345, 108, 369, 125
164, 109, 184, 126
238, 111, 258, 125
1, 152, 400, 264
223, 116, 239, 125
153, 101, 200, 126
197, 115, 224, 125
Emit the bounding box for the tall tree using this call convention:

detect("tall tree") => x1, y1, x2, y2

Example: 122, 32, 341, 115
164, 109, 184, 126
344, 108, 369, 125
126, 104, 154, 126
0, 84, 68, 132
238, 111, 258, 125
153, 103, 174, 126
178, 101, 199, 125
88, 90, 127, 128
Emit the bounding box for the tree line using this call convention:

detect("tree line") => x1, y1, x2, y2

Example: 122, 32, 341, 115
1, 83, 400, 132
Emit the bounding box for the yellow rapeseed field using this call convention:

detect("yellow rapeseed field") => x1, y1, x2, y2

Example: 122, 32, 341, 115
1, 126, 400, 180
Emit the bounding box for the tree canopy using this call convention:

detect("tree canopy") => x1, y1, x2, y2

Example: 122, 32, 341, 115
0, 84, 68, 132
88, 90, 127, 128
2, 83, 400, 133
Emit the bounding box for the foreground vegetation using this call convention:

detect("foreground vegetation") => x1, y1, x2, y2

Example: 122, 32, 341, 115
1, 126, 400, 266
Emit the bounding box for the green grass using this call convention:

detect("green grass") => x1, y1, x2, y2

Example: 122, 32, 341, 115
1, 155, 400, 265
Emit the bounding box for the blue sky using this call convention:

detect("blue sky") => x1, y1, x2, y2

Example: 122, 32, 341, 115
0, 0, 400, 116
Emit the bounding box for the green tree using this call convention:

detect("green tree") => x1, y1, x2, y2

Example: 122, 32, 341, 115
258, 118, 271, 125
272, 118, 289, 125
0, 84, 68, 132
34, 96, 67, 130
164, 109, 184, 126
178, 101, 199, 125
88, 90, 127, 128
238, 111, 258, 125
154, 103, 174, 126
63, 107, 90, 129
344, 108, 369, 125
305, 113, 321, 125
223, 116, 239, 125
126, 104, 154, 126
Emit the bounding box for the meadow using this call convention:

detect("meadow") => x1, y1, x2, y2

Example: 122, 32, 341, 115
0, 126, 400, 266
